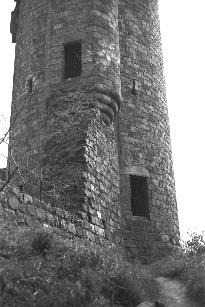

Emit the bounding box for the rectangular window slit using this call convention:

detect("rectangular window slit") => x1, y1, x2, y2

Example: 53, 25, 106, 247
64, 41, 82, 79
130, 175, 150, 218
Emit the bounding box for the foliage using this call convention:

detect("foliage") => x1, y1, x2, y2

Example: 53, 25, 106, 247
149, 230, 205, 306
1, 220, 205, 306
31, 230, 53, 255
181, 232, 205, 305
0, 222, 159, 307
183, 230, 205, 254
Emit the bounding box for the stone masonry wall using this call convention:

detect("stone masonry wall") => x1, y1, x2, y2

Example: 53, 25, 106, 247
119, 0, 180, 261
9, 0, 123, 252
0, 182, 123, 253
84, 114, 121, 245
9, 0, 180, 261
43, 90, 122, 246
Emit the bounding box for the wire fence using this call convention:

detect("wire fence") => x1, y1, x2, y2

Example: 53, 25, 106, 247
0, 139, 70, 209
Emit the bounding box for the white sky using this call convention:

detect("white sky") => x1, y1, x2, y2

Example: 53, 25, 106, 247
0, 1, 205, 238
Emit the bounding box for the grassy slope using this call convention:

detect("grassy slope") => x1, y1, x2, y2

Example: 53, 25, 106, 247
0, 221, 160, 307
150, 241, 205, 306
0, 220, 204, 307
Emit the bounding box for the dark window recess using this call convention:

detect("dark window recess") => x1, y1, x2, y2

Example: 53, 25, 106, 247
131, 79, 136, 95
130, 175, 150, 218
64, 41, 82, 78
26, 77, 33, 93
87, 212, 92, 224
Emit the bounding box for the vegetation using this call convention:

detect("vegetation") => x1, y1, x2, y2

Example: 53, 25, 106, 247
150, 231, 205, 306
0, 219, 205, 306
0, 221, 159, 307
181, 231, 205, 305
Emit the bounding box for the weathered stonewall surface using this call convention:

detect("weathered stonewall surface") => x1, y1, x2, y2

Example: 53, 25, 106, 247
8, 0, 180, 262
0, 182, 124, 253
118, 0, 180, 261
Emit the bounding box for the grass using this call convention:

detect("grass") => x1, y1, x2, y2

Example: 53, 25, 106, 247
149, 231, 205, 306
0, 219, 204, 306
0, 221, 160, 307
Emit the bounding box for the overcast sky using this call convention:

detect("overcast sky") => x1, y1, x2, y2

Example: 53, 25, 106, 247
0, 1, 205, 238
158, 0, 205, 237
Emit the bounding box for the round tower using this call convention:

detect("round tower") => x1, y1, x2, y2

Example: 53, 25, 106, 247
9, 0, 180, 261
119, 0, 180, 261
9, 0, 123, 250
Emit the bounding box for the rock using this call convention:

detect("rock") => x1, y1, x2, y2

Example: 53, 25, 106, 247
9, 196, 19, 210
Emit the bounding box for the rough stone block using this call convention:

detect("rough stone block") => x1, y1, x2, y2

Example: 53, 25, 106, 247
47, 213, 54, 226
9, 196, 19, 211
24, 194, 33, 204
25, 216, 33, 226
76, 226, 84, 238
66, 223, 76, 234
37, 208, 46, 221
27, 205, 36, 216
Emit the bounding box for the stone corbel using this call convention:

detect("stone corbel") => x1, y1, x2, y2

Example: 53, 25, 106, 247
92, 84, 122, 125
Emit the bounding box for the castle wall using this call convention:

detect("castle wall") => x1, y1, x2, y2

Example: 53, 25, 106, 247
9, 0, 180, 262
0, 183, 123, 252
9, 0, 123, 247
119, 0, 180, 261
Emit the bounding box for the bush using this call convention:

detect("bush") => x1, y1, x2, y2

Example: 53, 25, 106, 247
149, 230, 205, 306
183, 231, 205, 255
180, 231, 205, 305
31, 230, 53, 254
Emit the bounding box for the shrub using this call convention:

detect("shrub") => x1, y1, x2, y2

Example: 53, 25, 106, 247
31, 230, 53, 254
183, 231, 205, 255
149, 230, 205, 306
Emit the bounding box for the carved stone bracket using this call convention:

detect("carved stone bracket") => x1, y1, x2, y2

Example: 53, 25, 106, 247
92, 84, 121, 125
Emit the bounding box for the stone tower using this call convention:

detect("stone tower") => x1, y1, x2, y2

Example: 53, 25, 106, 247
9, 0, 180, 261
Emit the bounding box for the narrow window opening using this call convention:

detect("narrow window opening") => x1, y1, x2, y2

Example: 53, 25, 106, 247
130, 175, 150, 218
131, 79, 136, 95
64, 41, 82, 79
25, 76, 34, 95
87, 212, 92, 224
102, 219, 106, 229
27, 78, 33, 93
